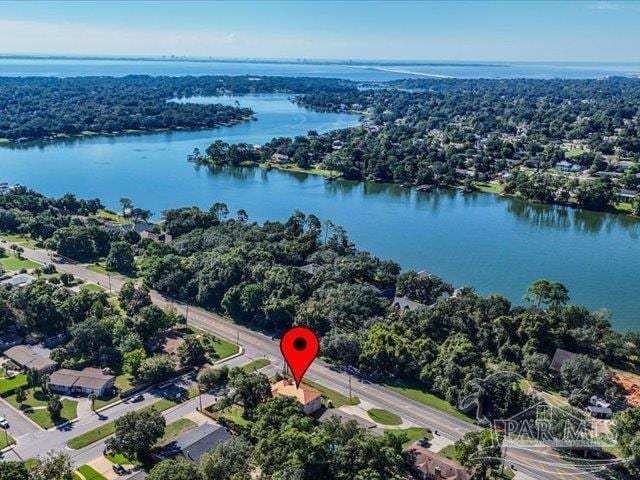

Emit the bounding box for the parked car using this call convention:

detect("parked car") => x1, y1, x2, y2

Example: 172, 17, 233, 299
112, 464, 126, 475
0, 416, 9, 429
130, 394, 144, 403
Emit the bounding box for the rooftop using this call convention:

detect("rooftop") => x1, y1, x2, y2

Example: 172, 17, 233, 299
271, 379, 322, 405
49, 367, 114, 390
3, 345, 57, 371
174, 423, 232, 464
409, 445, 471, 480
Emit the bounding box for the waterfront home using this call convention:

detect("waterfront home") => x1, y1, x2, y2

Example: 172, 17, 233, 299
392, 296, 426, 312
617, 188, 638, 203
159, 423, 231, 464
3, 345, 57, 374
0, 273, 36, 288
48, 367, 114, 397
408, 444, 471, 480
270, 152, 290, 163
139, 230, 173, 244
271, 379, 322, 414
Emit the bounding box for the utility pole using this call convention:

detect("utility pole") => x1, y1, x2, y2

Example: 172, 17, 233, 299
236, 329, 240, 346
185, 304, 190, 323
198, 385, 203, 412
107, 273, 112, 294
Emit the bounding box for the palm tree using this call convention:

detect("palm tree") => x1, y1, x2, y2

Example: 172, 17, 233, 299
88, 393, 96, 412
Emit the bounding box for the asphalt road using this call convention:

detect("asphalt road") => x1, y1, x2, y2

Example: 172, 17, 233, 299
1, 240, 605, 479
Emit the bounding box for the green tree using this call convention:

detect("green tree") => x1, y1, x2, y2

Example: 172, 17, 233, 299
178, 336, 207, 367
123, 348, 147, 379
105, 409, 166, 460
197, 365, 229, 391
105, 241, 135, 273
200, 437, 252, 480
0, 461, 29, 480
560, 354, 614, 406
524, 279, 569, 308
15, 386, 26, 405
47, 395, 62, 419
612, 407, 640, 476
138, 354, 175, 384
454, 430, 503, 479
148, 459, 199, 480
30, 451, 73, 480
228, 369, 271, 419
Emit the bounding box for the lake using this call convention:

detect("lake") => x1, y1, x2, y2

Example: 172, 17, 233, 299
1, 57, 639, 80
1, 94, 639, 331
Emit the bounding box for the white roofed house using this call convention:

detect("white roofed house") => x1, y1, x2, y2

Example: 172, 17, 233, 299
617, 188, 637, 203
270, 152, 290, 164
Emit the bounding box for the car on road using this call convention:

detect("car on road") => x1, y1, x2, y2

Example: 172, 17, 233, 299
112, 464, 126, 475
417, 437, 431, 448
0, 416, 9, 429
130, 394, 144, 403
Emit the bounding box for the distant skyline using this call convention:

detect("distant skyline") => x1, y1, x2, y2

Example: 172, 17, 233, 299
1, 1, 640, 62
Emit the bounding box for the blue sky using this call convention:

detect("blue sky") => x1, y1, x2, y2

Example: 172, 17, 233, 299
1, 1, 639, 62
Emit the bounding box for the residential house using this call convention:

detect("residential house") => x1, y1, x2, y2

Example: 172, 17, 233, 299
48, 367, 114, 397
617, 189, 637, 203
555, 161, 581, 173
160, 423, 232, 464
392, 296, 426, 312
587, 405, 613, 419
298, 263, 321, 276
409, 444, 472, 480
139, 230, 173, 244
3, 345, 57, 374
319, 409, 382, 434
270, 153, 290, 164
549, 348, 577, 372
146, 330, 185, 356
271, 379, 323, 414
0, 273, 36, 288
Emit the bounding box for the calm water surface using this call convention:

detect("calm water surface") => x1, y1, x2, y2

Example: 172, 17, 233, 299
1, 58, 639, 80
1, 94, 638, 330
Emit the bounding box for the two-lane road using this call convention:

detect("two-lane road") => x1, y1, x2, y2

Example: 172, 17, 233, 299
2, 240, 604, 479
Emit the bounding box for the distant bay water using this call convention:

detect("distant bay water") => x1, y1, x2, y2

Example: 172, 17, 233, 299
0, 57, 639, 80
1, 93, 639, 331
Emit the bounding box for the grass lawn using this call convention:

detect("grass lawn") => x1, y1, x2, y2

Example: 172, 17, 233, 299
0, 374, 27, 395
4, 387, 49, 409
72, 474, 82, 480
159, 418, 197, 444
475, 181, 503, 194
95, 210, 128, 224
92, 392, 120, 410
67, 398, 177, 449
367, 408, 402, 426
86, 263, 109, 275
615, 201, 634, 214
76, 465, 107, 480
384, 380, 474, 424
213, 405, 251, 427
105, 452, 139, 466
438, 444, 457, 460
79, 282, 105, 292
303, 379, 359, 407
240, 358, 271, 373
565, 148, 585, 158
183, 326, 239, 360
113, 372, 135, 393
0, 255, 40, 271
26, 399, 78, 429
0, 233, 40, 249
0, 431, 15, 449
384, 427, 430, 448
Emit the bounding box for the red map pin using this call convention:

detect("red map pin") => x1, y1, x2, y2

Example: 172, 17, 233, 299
280, 326, 319, 388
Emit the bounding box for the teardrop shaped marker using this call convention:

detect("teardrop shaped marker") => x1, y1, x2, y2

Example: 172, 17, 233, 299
280, 326, 319, 388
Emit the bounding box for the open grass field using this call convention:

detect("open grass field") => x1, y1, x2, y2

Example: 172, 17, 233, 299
159, 418, 197, 444
0, 374, 27, 395
384, 427, 430, 448
367, 408, 402, 425
209, 404, 251, 427
79, 282, 105, 292
76, 464, 107, 480
26, 399, 78, 429
240, 358, 270, 373
0, 255, 40, 271
384, 380, 474, 424
4, 386, 49, 409
0, 431, 15, 449
67, 398, 177, 449
303, 378, 359, 408
182, 325, 240, 360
